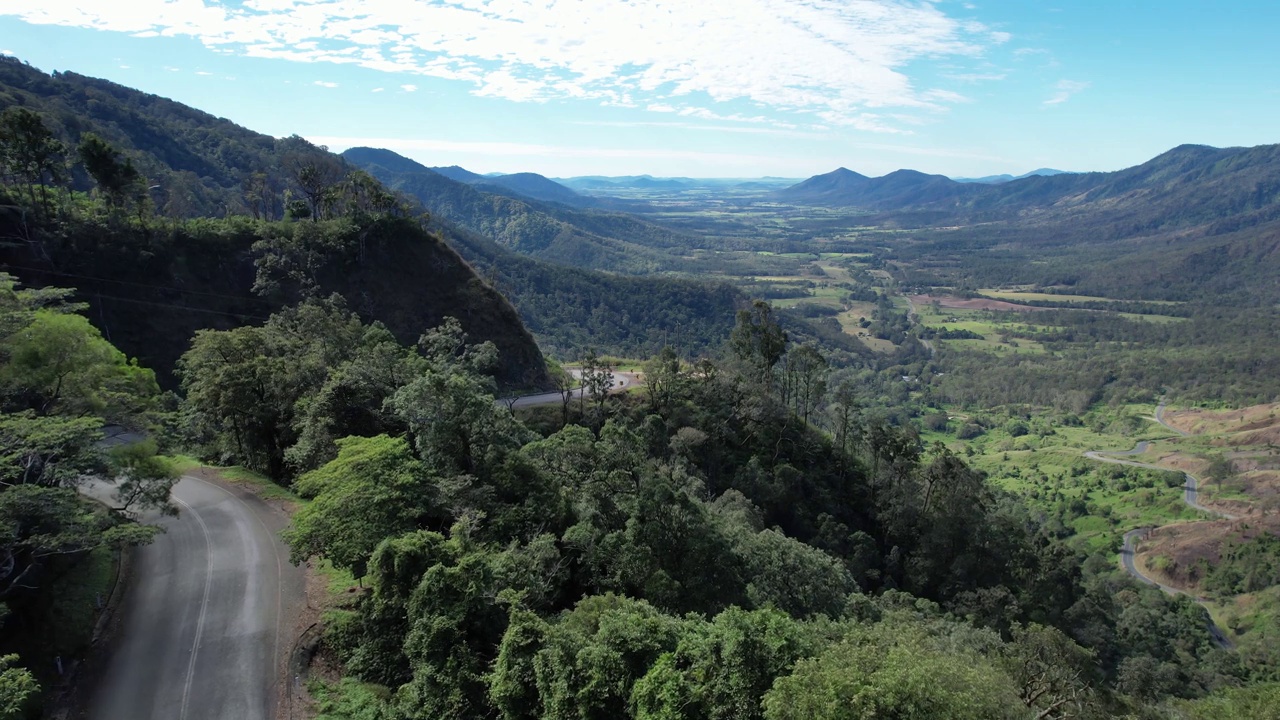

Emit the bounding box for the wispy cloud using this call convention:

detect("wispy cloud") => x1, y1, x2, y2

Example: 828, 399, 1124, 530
371, 87, 385, 93
306, 135, 785, 168
314, 80, 338, 88
1044, 79, 1089, 106
571, 120, 823, 139
400, 84, 418, 93
195, 70, 213, 76
0, 0, 1010, 132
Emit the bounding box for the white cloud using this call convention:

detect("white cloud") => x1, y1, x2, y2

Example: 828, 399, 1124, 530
944, 71, 1006, 83
1044, 79, 1089, 106
314, 80, 338, 88
0, 0, 1009, 131
195, 70, 213, 75
400, 84, 418, 93
306, 134, 783, 168
371, 87, 385, 93
571, 120, 822, 138
0, 49, 13, 56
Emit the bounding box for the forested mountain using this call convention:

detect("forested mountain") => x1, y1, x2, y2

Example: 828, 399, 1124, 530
345, 146, 698, 273
0, 58, 753, 372
428, 164, 488, 184
784, 143, 1280, 231
427, 162, 588, 206
0, 57, 549, 389
427, 217, 743, 360
476, 171, 586, 205
954, 168, 1068, 184
0, 56, 287, 217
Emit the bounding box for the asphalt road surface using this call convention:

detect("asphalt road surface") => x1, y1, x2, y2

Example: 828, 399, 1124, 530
498, 369, 642, 410
1086, 411, 1237, 649
82, 475, 303, 720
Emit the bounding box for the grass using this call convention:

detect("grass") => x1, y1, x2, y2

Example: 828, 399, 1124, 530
979, 288, 1184, 305
315, 558, 361, 604
308, 677, 392, 719
164, 453, 302, 504
941, 401, 1193, 551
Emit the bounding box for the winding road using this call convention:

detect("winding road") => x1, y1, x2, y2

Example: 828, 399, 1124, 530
1084, 398, 1237, 648
497, 369, 642, 410
80, 475, 304, 720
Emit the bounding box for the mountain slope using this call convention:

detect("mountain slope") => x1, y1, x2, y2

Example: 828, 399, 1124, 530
774, 167, 869, 204
954, 168, 1068, 184
344, 147, 695, 273
785, 144, 1280, 235
475, 172, 585, 205
432, 218, 744, 359
0, 57, 549, 389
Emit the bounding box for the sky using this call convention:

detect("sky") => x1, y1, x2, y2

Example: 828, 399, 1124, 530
0, 1, 1277, 179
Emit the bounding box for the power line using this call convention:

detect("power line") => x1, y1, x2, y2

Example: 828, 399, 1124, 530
88, 293, 269, 321
1, 263, 276, 306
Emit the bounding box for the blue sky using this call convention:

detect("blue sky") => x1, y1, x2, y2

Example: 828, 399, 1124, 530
1, 1, 1277, 178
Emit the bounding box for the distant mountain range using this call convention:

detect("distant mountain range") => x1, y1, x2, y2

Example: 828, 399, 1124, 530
776, 147, 1280, 235
952, 168, 1069, 184
554, 175, 800, 192
776, 167, 971, 208
429, 165, 589, 206
343, 147, 702, 275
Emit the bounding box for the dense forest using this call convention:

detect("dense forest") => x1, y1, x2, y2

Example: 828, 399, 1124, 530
0, 56, 758, 366
253, 299, 1272, 719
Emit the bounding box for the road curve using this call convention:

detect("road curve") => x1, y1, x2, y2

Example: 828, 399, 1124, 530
1154, 397, 1191, 437
497, 369, 642, 410
1085, 408, 1236, 649
82, 475, 304, 720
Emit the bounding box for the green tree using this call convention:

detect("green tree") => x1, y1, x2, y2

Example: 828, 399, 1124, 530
77, 132, 145, 212
642, 346, 682, 414
0, 484, 158, 600
762, 622, 1028, 720
0, 654, 37, 720
580, 349, 613, 416
529, 594, 686, 720
631, 607, 818, 720
729, 301, 787, 386
0, 107, 67, 217
1000, 623, 1100, 720
180, 324, 301, 480
780, 343, 827, 424
283, 435, 441, 580
1177, 682, 1280, 720
1204, 453, 1234, 493
0, 310, 157, 418
107, 439, 179, 518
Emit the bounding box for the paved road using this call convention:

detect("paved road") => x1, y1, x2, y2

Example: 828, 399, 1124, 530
81, 475, 303, 720
1086, 411, 1237, 649
1154, 397, 1191, 437
1085, 445, 1238, 520
497, 369, 642, 410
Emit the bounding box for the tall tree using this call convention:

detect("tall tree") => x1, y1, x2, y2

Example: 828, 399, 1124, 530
0, 107, 67, 217
580, 349, 613, 416
729, 301, 787, 387
77, 133, 144, 212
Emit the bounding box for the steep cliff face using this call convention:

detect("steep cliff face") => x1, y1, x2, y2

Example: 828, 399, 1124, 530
0, 213, 549, 392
